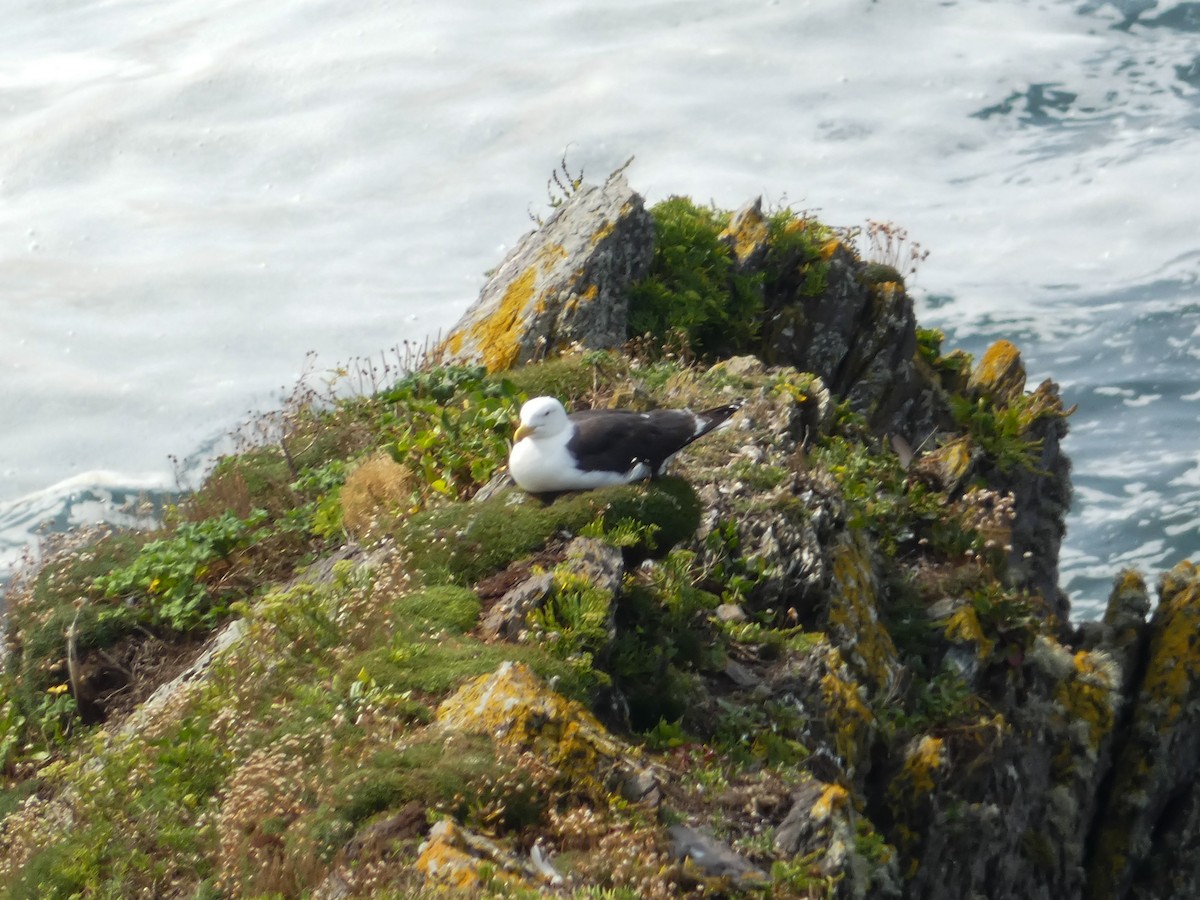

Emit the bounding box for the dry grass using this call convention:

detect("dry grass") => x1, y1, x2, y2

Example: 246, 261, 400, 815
341, 454, 418, 541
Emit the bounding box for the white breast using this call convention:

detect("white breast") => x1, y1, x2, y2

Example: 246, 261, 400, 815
509, 428, 649, 492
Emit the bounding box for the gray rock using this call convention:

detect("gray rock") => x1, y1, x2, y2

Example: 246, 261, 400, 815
761, 243, 946, 447
667, 824, 766, 881
479, 571, 555, 641
441, 170, 654, 372
715, 603, 748, 624
478, 537, 625, 642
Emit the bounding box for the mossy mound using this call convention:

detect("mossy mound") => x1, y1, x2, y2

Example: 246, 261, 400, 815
397, 477, 701, 585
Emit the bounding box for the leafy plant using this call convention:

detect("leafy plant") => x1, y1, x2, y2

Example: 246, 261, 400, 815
93, 509, 268, 632
1, 695, 28, 771
377, 366, 522, 504
950, 395, 1046, 475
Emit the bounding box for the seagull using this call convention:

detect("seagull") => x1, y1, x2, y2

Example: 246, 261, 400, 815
508, 396, 741, 493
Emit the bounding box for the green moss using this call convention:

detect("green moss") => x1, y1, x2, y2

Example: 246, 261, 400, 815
500, 352, 628, 403
726, 459, 790, 491
332, 734, 540, 828
860, 261, 904, 286
349, 613, 604, 707
397, 585, 482, 633
628, 197, 763, 357
397, 478, 701, 585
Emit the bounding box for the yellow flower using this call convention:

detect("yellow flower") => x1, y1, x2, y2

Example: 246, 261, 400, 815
47, 683, 70, 696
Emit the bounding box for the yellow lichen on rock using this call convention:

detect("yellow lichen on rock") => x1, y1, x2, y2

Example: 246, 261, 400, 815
416, 818, 535, 891
825, 532, 902, 696
1056, 650, 1118, 748
719, 199, 769, 266
1086, 560, 1200, 899
811, 782, 850, 821
468, 259, 541, 373
820, 237, 846, 260
819, 648, 876, 775
1139, 561, 1200, 728
968, 339, 1026, 406
905, 736, 946, 794
436, 661, 653, 804
914, 436, 973, 493
943, 604, 996, 660
590, 218, 616, 245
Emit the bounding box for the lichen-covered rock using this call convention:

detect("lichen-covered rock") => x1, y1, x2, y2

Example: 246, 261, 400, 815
762, 242, 947, 444
436, 660, 660, 806
719, 197, 771, 272
823, 530, 903, 698
1088, 561, 1200, 900
763, 637, 880, 787
416, 817, 554, 891
1004, 383, 1071, 619
441, 170, 654, 371
776, 778, 902, 897
1078, 569, 1151, 699
968, 339, 1026, 405
945, 342, 1074, 621
478, 571, 555, 641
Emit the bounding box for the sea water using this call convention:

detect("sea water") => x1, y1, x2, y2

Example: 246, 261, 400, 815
2, 0, 1197, 618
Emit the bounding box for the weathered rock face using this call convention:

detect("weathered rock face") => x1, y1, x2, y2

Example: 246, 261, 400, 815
441, 170, 654, 371
428, 173, 1200, 900
966, 340, 1074, 621
1088, 562, 1200, 900
763, 243, 946, 445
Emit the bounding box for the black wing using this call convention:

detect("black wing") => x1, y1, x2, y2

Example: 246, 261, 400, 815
566, 405, 739, 474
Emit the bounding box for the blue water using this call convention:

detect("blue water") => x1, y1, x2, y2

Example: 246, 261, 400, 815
2, 0, 1197, 618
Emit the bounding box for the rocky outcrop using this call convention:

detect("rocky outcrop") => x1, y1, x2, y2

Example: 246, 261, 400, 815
1088, 562, 1200, 899
441, 170, 654, 371
426, 171, 1193, 898
2, 171, 1196, 900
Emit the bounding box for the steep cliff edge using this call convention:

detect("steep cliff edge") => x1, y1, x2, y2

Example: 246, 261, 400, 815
0, 171, 1193, 899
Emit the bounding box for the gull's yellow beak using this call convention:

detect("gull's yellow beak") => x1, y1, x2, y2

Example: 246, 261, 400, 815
514, 423, 534, 442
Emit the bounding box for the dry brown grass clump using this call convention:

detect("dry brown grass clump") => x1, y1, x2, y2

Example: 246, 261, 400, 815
341, 453, 417, 541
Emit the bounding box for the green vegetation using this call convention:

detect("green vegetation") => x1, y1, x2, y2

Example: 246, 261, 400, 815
0, 189, 1085, 899
94, 509, 269, 633
397, 477, 701, 585
815, 407, 978, 561
628, 197, 761, 357
377, 364, 522, 502
627, 198, 834, 360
